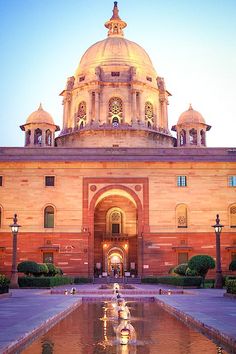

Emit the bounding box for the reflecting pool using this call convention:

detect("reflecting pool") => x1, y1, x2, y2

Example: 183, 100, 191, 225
22, 301, 228, 353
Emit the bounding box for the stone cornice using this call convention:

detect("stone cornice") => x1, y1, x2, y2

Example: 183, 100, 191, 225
0, 147, 236, 162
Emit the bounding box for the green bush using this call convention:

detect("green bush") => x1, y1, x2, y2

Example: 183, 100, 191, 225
185, 267, 198, 276
142, 276, 202, 287
46, 263, 58, 276
229, 260, 236, 271
173, 263, 188, 276
36, 263, 49, 277
74, 277, 92, 284
17, 261, 40, 276
0, 274, 10, 294
188, 255, 215, 286
226, 279, 236, 294
18, 276, 73, 288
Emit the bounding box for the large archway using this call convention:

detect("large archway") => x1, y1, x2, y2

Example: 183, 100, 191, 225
94, 193, 138, 277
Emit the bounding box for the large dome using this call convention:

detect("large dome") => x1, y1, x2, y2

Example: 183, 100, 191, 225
75, 36, 157, 77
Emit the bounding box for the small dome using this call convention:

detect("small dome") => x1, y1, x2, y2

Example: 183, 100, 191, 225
177, 104, 206, 125
26, 103, 55, 125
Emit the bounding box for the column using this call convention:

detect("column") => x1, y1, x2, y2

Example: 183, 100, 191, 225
94, 91, 100, 123
132, 90, 137, 122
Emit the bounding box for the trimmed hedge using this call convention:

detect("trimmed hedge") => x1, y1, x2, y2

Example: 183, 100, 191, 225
226, 279, 236, 294
18, 276, 73, 288
74, 277, 92, 284
0, 274, 10, 294
142, 276, 202, 287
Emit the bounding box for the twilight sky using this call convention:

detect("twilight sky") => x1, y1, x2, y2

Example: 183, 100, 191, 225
0, 0, 235, 147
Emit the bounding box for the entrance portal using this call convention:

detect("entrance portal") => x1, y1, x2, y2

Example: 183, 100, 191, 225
93, 193, 138, 277
108, 251, 123, 277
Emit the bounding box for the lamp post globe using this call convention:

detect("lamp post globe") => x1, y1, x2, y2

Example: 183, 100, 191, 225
9, 214, 21, 289
212, 214, 224, 289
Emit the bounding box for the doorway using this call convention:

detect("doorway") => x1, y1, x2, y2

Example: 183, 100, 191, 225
108, 251, 123, 277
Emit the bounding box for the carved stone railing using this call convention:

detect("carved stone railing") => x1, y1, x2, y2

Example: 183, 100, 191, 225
103, 233, 129, 242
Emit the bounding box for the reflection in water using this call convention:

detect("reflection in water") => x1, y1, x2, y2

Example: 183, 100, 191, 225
22, 301, 229, 354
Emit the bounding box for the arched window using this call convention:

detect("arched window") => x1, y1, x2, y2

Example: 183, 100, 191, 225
189, 128, 197, 145
109, 97, 123, 123
180, 130, 186, 146
45, 130, 52, 146
78, 101, 86, 119
145, 101, 154, 128
230, 205, 236, 228
26, 130, 31, 146
110, 210, 122, 234
77, 101, 86, 129
44, 206, 54, 228
34, 129, 42, 145
176, 204, 188, 228
200, 130, 206, 146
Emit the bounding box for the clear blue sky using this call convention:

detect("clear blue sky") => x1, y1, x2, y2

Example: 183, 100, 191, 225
0, 0, 236, 147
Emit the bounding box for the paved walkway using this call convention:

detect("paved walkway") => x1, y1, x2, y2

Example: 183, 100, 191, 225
0, 285, 235, 353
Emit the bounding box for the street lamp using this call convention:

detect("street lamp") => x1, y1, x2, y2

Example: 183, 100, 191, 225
9, 214, 21, 288
212, 214, 224, 289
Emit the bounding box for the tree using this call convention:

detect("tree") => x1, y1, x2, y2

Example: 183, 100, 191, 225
229, 260, 236, 271
188, 255, 215, 287
173, 263, 188, 276
17, 261, 40, 276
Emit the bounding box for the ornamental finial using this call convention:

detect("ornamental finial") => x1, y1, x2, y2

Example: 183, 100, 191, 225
104, 2, 127, 37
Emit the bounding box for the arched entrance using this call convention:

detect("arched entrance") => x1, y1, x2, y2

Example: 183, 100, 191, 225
93, 192, 138, 278
107, 247, 124, 277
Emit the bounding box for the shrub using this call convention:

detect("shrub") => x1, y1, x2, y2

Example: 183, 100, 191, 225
141, 276, 202, 287
37, 263, 49, 277
17, 261, 40, 276
18, 276, 73, 288
229, 260, 236, 271
188, 255, 215, 286
46, 263, 58, 276
56, 267, 63, 275
0, 274, 10, 294
185, 267, 198, 276
74, 277, 92, 284
226, 279, 236, 294
173, 263, 188, 276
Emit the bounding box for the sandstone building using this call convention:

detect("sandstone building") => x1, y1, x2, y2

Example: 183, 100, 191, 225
0, 3, 236, 279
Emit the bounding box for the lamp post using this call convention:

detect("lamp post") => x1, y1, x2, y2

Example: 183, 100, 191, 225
212, 214, 224, 289
9, 214, 21, 288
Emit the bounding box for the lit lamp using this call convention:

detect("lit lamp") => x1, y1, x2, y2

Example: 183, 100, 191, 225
9, 214, 21, 288
212, 214, 224, 289
120, 326, 131, 345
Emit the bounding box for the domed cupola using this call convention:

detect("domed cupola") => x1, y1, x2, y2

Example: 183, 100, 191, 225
20, 103, 60, 147
172, 104, 211, 147
57, 2, 175, 148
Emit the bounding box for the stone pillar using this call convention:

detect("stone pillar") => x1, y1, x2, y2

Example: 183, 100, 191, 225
132, 90, 137, 122
94, 91, 100, 123
186, 129, 190, 147
197, 129, 202, 146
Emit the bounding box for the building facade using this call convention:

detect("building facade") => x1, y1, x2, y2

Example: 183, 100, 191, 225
0, 3, 236, 278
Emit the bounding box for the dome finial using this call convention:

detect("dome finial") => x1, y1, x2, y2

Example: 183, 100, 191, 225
38, 102, 43, 111
105, 2, 127, 37
189, 103, 193, 110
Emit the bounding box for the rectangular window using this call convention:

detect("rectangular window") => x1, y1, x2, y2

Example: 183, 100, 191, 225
178, 252, 188, 264
112, 224, 120, 234
146, 76, 152, 82
229, 176, 236, 187
0, 176, 2, 186
177, 176, 187, 187
43, 252, 53, 263
79, 76, 85, 82
45, 176, 55, 187
111, 72, 120, 77
231, 252, 236, 262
